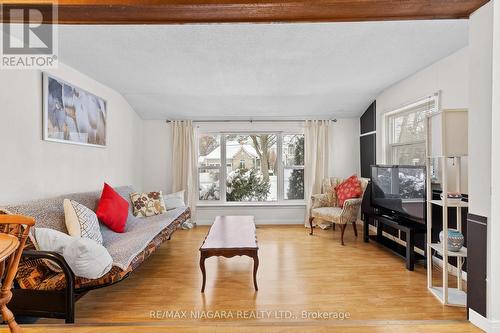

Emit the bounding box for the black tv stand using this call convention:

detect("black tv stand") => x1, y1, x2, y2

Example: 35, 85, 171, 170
363, 214, 426, 271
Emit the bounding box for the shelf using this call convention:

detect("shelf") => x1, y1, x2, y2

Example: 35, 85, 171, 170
429, 287, 467, 307
426, 155, 468, 158
429, 243, 467, 258
426, 111, 468, 308
429, 200, 468, 208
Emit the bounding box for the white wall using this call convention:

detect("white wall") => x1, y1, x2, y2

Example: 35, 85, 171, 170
142, 120, 172, 194
375, 46, 469, 193
469, 1, 500, 331
490, 0, 500, 328
0, 64, 143, 204
142, 118, 360, 225
330, 118, 360, 179
469, 4, 493, 221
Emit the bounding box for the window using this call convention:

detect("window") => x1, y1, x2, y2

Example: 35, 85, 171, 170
198, 134, 221, 201
283, 134, 304, 200
386, 96, 438, 165
198, 132, 305, 204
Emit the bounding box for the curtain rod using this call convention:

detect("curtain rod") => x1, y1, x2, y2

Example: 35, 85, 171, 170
165, 119, 337, 123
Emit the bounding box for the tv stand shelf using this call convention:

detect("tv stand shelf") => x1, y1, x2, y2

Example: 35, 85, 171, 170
364, 214, 426, 271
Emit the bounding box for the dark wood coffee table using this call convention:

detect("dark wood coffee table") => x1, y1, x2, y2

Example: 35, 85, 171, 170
199, 215, 259, 292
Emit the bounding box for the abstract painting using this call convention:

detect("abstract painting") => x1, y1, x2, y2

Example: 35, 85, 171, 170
43, 73, 107, 147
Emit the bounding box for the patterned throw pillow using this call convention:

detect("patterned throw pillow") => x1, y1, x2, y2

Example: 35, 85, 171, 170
334, 175, 362, 207
130, 191, 167, 217
63, 199, 103, 245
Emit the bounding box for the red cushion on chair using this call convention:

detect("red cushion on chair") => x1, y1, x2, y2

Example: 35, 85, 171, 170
335, 175, 362, 207
96, 183, 129, 233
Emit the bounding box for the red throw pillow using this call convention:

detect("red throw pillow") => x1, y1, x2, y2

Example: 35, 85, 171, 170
96, 183, 129, 233
335, 175, 362, 207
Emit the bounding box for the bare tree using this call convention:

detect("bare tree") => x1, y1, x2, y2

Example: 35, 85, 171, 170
250, 134, 276, 181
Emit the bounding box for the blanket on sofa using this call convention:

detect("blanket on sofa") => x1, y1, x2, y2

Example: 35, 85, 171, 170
101, 205, 186, 269
4, 186, 188, 270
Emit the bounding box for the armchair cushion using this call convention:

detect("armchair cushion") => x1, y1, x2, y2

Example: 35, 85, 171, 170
311, 207, 343, 224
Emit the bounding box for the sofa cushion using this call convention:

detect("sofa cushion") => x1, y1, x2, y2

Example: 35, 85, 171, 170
130, 191, 167, 217
35, 228, 112, 279
96, 183, 129, 233
164, 190, 185, 210
64, 199, 103, 244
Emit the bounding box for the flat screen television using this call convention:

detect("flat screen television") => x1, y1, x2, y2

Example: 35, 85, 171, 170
370, 165, 426, 224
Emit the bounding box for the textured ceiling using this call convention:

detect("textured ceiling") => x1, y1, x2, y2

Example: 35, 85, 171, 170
57, 20, 468, 120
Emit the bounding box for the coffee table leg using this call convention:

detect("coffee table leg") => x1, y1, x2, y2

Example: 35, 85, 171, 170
200, 253, 206, 293
252, 252, 259, 291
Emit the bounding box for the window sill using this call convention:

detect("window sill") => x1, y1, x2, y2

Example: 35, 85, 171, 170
196, 201, 306, 208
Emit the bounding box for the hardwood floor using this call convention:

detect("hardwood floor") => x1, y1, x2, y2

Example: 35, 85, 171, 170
11, 225, 479, 332
1, 321, 481, 333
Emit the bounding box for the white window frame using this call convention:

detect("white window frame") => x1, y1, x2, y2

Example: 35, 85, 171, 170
384, 93, 440, 165
197, 131, 305, 206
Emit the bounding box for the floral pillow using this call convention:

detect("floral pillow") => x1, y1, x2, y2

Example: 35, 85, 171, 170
335, 175, 362, 207
130, 191, 167, 217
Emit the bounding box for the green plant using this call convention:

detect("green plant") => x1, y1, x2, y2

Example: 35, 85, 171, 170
287, 136, 304, 199
226, 168, 270, 201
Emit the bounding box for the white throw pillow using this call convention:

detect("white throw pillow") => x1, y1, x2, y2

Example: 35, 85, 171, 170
164, 190, 186, 210
64, 199, 103, 245
34, 228, 113, 279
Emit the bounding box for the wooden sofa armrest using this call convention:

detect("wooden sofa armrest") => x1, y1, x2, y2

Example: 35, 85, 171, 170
17, 250, 76, 323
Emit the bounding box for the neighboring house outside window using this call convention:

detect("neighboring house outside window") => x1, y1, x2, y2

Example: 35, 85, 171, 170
198, 133, 305, 204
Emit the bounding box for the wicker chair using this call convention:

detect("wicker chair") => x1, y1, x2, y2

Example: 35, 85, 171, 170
308, 177, 369, 245
0, 212, 34, 332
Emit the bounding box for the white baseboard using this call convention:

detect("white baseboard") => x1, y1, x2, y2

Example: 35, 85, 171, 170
195, 218, 304, 225
469, 309, 500, 332
195, 205, 306, 225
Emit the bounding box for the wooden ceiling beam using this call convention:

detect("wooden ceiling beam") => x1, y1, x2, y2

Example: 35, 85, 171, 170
0, 0, 490, 24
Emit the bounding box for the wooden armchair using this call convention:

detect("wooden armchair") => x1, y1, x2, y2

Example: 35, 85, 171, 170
0, 213, 35, 332
308, 177, 369, 245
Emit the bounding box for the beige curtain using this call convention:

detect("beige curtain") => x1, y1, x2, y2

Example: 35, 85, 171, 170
304, 120, 332, 226
170, 120, 197, 222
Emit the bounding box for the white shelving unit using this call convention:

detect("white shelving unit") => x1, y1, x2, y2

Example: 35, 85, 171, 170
425, 109, 468, 307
